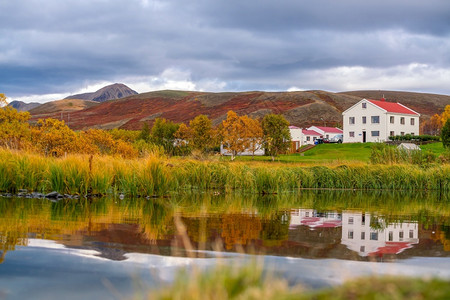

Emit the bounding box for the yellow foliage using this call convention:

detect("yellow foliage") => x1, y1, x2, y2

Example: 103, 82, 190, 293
0, 106, 32, 150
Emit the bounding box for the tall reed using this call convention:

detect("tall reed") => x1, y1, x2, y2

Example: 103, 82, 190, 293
0, 149, 448, 195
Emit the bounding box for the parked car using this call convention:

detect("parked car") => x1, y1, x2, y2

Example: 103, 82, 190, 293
329, 134, 343, 143
314, 138, 330, 144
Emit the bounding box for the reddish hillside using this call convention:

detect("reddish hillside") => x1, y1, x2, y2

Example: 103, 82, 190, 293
29, 89, 449, 130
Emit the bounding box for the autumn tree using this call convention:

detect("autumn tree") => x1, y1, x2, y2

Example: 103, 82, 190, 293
0, 106, 31, 149
138, 122, 151, 142
151, 118, 179, 155
221, 111, 247, 160
189, 114, 214, 153
0, 93, 7, 107
261, 114, 291, 161
241, 115, 263, 158
174, 123, 192, 155
33, 118, 79, 156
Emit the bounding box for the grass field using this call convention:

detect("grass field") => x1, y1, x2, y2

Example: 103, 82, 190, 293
224, 143, 373, 164
420, 142, 446, 155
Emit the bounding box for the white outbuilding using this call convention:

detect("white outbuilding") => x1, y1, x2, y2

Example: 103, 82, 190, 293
342, 98, 420, 143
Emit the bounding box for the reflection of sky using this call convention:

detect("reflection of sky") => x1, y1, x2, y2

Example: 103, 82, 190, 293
1, 239, 450, 299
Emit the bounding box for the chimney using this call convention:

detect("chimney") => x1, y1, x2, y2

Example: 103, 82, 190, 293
381, 94, 385, 101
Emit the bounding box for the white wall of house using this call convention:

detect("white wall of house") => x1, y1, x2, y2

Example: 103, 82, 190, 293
342, 99, 420, 143
289, 127, 303, 150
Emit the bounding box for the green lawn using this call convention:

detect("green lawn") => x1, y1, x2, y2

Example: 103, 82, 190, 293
420, 142, 446, 155
224, 143, 373, 164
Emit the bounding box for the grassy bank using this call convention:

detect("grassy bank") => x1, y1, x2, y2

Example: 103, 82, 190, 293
1, 149, 449, 195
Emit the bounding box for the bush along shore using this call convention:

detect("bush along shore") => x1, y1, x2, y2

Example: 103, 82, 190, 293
0, 150, 449, 196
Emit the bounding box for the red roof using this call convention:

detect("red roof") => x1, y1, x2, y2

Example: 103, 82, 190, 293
302, 129, 321, 136
289, 125, 300, 129
368, 100, 419, 115
313, 126, 343, 133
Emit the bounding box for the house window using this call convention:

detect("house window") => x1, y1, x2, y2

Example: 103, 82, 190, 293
349, 132, 355, 137
362, 103, 367, 109
306, 136, 310, 141
326, 134, 329, 139
410, 118, 415, 125
362, 214, 365, 225
390, 116, 394, 124
389, 231, 393, 241
370, 232, 378, 240
409, 230, 414, 238
348, 217, 354, 225
349, 117, 355, 124
362, 116, 366, 124
348, 230, 354, 239
399, 231, 404, 240
401, 132, 405, 136
390, 131, 395, 136
371, 116, 380, 124
305, 212, 309, 217
360, 246, 365, 252
313, 137, 317, 141
400, 117, 405, 124
361, 232, 365, 240
371, 131, 380, 137
411, 132, 414, 135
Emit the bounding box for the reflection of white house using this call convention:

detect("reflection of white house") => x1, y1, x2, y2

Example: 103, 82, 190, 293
341, 212, 419, 257
290, 209, 342, 229
342, 98, 420, 143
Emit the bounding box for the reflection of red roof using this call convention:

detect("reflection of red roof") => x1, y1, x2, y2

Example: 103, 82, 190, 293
302, 129, 321, 136
314, 126, 343, 133
300, 217, 342, 228
368, 100, 419, 115
315, 220, 342, 228
369, 242, 413, 256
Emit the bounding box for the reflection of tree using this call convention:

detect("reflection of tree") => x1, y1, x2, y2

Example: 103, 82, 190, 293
261, 212, 290, 247
431, 225, 450, 251
221, 214, 262, 250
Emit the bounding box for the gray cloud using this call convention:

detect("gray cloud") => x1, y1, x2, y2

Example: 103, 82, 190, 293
1, 0, 449, 100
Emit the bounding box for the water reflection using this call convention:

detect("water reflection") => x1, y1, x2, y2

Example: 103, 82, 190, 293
0, 190, 449, 265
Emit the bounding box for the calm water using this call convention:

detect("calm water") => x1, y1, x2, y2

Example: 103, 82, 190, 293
0, 191, 449, 299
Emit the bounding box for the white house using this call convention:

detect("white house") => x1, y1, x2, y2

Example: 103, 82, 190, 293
308, 126, 343, 140
342, 98, 420, 143
289, 126, 303, 151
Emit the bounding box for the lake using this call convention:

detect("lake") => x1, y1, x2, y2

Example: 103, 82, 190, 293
0, 191, 449, 299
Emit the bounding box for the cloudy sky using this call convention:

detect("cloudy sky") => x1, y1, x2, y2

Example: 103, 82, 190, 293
1, 0, 450, 103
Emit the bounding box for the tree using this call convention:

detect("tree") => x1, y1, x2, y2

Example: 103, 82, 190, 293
174, 123, 192, 155
241, 115, 263, 159
261, 114, 291, 161
221, 111, 248, 160
0, 93, 7, 107
189, 114, 214, 153
0, 106, 31, 149
442, 118, 450, 148
138, 122, 151, 142
151, 118, 179, 155
33, 118, 79, 156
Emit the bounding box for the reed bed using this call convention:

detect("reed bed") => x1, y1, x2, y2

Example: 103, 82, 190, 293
0, 149, 449, 195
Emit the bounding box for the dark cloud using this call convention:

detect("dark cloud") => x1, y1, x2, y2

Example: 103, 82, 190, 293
0, 0, 449, 100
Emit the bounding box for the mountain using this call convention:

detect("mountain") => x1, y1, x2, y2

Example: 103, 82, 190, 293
29, 88, 449, 130
64, 83, 138, 102
8, 100, 41, 112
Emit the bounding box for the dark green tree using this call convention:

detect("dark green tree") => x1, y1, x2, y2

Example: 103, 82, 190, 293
442, 118, 450, 148
138, 122, 151, 142
151, 118, 180, 154
189, 114, 214, 153
261, 114, 291, 161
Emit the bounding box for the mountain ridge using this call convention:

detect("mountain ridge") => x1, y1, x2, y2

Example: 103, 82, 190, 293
29, 89, 449, 131
64, 83, 138, 102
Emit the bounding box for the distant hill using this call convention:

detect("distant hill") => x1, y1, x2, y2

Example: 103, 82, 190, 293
30, 88, 449, 130
8, 100, 40, 112
29, 99, 99, 123
65, 83, 138, 102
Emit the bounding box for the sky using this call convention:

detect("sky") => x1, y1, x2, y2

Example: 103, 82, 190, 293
1, 0, 450, 103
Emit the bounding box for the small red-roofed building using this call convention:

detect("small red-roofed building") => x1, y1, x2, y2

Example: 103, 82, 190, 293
308, 126, 343, 141
342, 98, 420, 143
